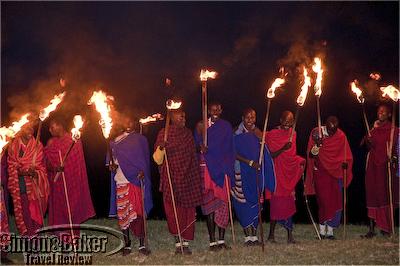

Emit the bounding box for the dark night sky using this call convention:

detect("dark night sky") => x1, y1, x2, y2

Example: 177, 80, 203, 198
1, 2, 399, 223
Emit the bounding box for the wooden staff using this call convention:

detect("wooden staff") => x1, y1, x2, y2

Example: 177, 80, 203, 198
343, 138, 347, 240
139, 123, 143, 135
58, 151, 77, 252
302, 172, 322, 240
138, 174, 148, 248
289, 107, 300, 142
361, 103, 371, 137
201, 80, 208, 147
256, 98, 271, 251
386, 101, 396, 238
255, 168, 265, 251
316, 96, 322, 138
54, 141, 76, 182
259, 99, 272, 166
386, 142, 395, 238
31, 119, 43, 165
163, 109, 184, 254
225, 175, 236, 244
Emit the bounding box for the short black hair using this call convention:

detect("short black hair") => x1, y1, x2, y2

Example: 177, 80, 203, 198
48, 113, 69, 129
242, 108, 255, 117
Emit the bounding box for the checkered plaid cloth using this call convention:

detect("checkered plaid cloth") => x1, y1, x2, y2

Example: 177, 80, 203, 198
155, 125, 203, 208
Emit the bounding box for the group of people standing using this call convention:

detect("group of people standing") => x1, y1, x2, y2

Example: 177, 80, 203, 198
106, 101, 398, 256
1, 117, 95, 262
0, 100, 398, 260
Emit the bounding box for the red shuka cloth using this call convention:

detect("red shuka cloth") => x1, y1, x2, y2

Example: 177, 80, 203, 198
365, 122, 399, 232
154, 125, 203, 208
0, 186, 10, 246
44, 134, 95, 230
265, 128, 305, 220
163, 196, 196, 241
265, 129, 305, 197
7, 137, 49, 235
305, 128, 353, 195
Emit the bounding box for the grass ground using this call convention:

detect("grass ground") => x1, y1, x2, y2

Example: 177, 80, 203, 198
6, 218, 399, 265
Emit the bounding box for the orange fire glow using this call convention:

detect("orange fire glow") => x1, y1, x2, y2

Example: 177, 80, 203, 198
0, 113, 30, 153
71, 115, 84, 141
200, 69, 218, 81
350, 80, 365, 103
166, 100, 182, 110
297, 67, 311, 106
369, 73, 381, 81
312, 57, 323, 97
88, 90, 114, 139
39, 92, 66, 121
380, 85, 399, 102
139, 113, 164, 125
267, 78, 285, 99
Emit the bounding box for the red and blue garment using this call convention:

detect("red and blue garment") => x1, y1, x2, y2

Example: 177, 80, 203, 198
195, 119, 235, 228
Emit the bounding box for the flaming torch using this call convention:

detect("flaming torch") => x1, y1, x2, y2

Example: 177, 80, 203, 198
88, 90, 115, 168
257, 75, 285, 251
162, 99, 184, 253
350, 80, 371, 137
312, 57, 324, 138
381, 84, 399, 238
139, 113, 164, 134
32, 92, 66, 164
289, 67, 311, 142
0, 113, 30, 154
200, 69, 218, 147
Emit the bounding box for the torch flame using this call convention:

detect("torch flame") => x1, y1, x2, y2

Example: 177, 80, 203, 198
369, 73, 381, 81
71, 115, 84, 141
350, 80, 365, 103
200, 69, 218, 81
88, 90, 114, 139
297, 67, 311, 106
380, 85, 399, 102
312, 57, 323, 97
267, 78, 285, 99
0, 113, 30, 153
166, 100, 182, 110
39, 92, 66, 121
139, 113, 164, 125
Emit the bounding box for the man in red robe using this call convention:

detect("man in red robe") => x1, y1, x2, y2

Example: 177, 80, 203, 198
7, 123, 49, 237
305, 116, 353, 239
363, 103, 398, 238
265, 111, 305, 244
153, 109, 203, 255
44, 117, 95, 242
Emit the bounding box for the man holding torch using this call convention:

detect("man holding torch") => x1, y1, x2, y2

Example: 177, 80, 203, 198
108, 122, 153, 256
44, 115, 95, 242
194, 102, 235, 251
7, 122, 49, 237
305, 116, 353, 239
153, 109, 202, 255
264, 111, 305, 244
362, 103, 398, 238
